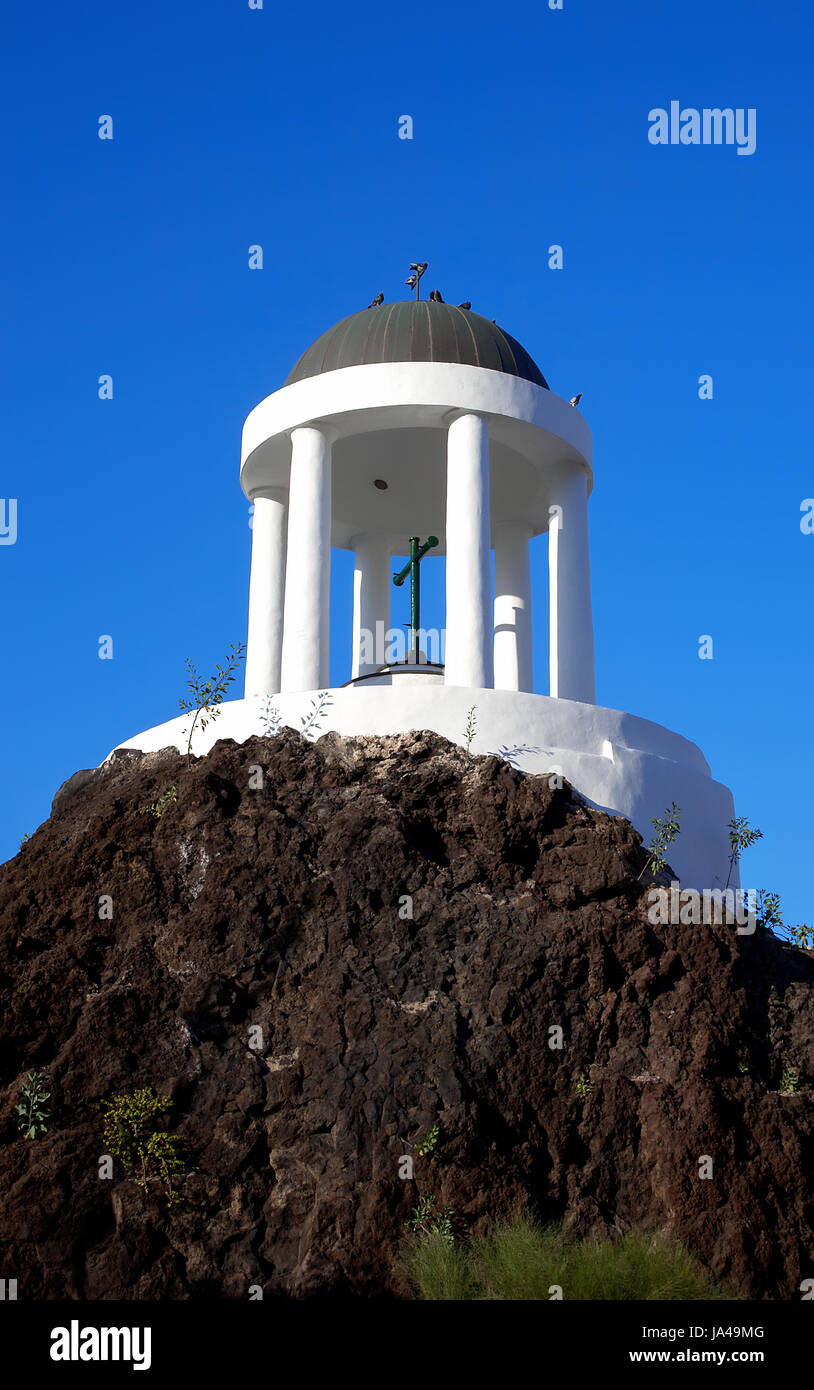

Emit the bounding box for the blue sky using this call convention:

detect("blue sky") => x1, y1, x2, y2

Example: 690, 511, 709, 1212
2, 0, 812, 923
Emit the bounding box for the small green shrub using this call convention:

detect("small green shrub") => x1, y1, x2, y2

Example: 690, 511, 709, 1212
725, 816, 763, 890
574, 1076, 591, 1100
779, 1068, 798, 1095
638, 803, 682, 880
139, 785, 177, 819
102, 1086, 186, 1206
415, 1122, 439, 1157
179, 642, 246, 764
16, 1070, 50, 1139
402, 1214, 732, 1301
405, 1193, 455, 1243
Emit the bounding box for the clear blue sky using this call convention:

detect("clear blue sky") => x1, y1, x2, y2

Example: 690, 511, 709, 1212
2, 0, 812, 924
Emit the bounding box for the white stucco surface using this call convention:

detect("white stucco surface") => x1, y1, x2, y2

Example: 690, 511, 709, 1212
111, 686, 735, 892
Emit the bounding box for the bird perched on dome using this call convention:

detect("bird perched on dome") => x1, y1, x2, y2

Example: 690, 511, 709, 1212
458, 300, 471, 310
368, 292, 384, 308
569, 393, 583, 408
429, 289, 444, 303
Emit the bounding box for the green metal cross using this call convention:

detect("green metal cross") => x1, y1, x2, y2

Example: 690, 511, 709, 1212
393, 536, 438, 662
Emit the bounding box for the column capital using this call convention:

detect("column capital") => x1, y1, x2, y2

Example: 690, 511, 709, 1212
288, 420, 340, 447
249, 485, 287, 504
443, 407, 488, 429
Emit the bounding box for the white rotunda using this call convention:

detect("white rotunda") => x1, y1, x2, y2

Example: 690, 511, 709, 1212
115, 298, 736, 889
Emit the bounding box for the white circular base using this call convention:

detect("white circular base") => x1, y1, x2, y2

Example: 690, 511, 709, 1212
111, 687, 736, 892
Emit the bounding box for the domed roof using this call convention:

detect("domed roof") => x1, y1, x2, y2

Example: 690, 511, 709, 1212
285, 300, 549, 389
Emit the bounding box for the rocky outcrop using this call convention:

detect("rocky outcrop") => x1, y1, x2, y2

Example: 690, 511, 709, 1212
0, 729, 811, 1298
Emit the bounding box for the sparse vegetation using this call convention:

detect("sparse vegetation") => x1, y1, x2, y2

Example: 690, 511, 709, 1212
464, 705, 477, 752
414, 1122, 439, 1157
574, 1075, 591, 1100
725, 816, 763, 891
401, 1214, 733, 1301
16, 1070, 50, 1139
780, 1068, 798, 1095
139, 785, 177, 819
102, 1086, 186, 1207
405, 1193, 455, 1243
638, 803, 682, 880
179, 641, 246, 765
19, 831, 31, 849
754, 889, 783, 934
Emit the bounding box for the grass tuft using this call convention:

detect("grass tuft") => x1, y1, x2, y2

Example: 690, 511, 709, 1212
401, 1213, 732, 1301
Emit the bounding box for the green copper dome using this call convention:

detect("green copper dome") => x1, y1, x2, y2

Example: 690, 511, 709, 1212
285, 301, 549, 389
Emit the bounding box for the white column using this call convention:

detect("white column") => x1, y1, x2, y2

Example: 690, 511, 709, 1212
280, 425, 331, 692
244, 490, 287, 697
445, 412, 493, 688
548, 468, 596, 703
352, 533, 392, 678
493, 523, 533, 692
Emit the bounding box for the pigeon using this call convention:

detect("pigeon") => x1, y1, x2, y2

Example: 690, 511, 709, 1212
405, 261, 429, 290
368, 292, 384, 308
429, 289, 444, 303
569, 393, 583, 408
458, 300, 471, 310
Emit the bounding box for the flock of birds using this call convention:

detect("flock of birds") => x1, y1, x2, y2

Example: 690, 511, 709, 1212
367, 263, 470, 312
365, 263, 582, 406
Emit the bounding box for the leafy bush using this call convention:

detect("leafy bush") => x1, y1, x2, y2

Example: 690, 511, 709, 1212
102, 1086, 185, 1207
16, 1070, 50, 1139
414, 1122, 439, 1157
139, 785, 177, 819
405, 1193, 455, 1243
638, 804, 682, 880
402, 1213, 732, 1301
179, 642, 245, 764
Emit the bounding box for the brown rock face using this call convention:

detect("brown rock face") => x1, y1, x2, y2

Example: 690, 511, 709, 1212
0, 729, 811, 1299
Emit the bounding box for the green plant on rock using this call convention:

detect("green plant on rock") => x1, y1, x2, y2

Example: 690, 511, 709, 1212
737, 1057, 749, 1076
179, 641, 246, 765
406, 1193, 455, 1243
638, 803, 682, 880
574, 1075, 591, 1100
464, 705, 477, 752
725, 816, 763, 891
786, 923, 814, 951
753, 890, 783, 934
139, 784, 177, 819
16, 1070, 50, 1139
19, 831, 31, 849
102, 1086, 186, 1207
415, 1122, 439, 1158
779, 1068, 798, 1095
